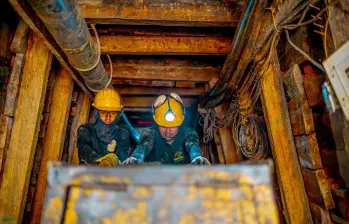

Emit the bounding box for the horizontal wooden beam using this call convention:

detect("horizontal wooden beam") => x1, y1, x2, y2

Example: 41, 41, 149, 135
79, 0, 242, 27
122, 96, 197, 108
98, 36, 232, 55
106, 57, 220, 82
115, 86, 206, 96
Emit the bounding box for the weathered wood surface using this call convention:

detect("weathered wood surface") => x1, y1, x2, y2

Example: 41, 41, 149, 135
295, 134, 323, 170
332, 189, 349, 221
98, 36, 232, 55
0, 33, 53, 223
67, 94, 85, 163
328, 0, 349, 50
7, 0, 92, 97
176, 82, 196, 88
283, 64, 314, 136
302, 64, 325, 108
214, 129, 226, 164
261, 50, 313, 224
31, 67, 74, 224
3, 53, 25, 117
151, 80, 175, 87
0, 115, 13, 180
216, 104, 239, 164
42, 162, 278, 223
71, 95, 91, 165
330, 213, 349, 224
123, 96, 197, 108
309, 202, 332, 224
10, 19, 29, 54
79, 0, 243, 27
107, 56, 220, 82
301, 168, 335, 210
115, 86, 205, 96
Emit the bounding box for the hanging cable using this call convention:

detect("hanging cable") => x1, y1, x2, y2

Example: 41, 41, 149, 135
84, 24, 113, 92
285, 30, 325, 71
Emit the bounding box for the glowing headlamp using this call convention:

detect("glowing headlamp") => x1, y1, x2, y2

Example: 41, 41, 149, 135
165, 109, 175, 122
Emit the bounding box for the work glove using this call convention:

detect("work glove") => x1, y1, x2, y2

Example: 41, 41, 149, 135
107, 140, 117, 153
95, 153, 119, 167
123, 156, 143, 165
191, 156, 211, 165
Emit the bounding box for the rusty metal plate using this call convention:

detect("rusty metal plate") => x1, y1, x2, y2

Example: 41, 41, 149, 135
42, 161, 279, 223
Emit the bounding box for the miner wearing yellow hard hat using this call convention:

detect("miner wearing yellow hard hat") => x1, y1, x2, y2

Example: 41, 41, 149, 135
124, 93, 210, 165
77, 88, 130, 166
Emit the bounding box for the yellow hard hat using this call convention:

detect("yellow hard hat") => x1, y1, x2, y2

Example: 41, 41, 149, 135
92, 88, 123, 111
153, 93, 185, 127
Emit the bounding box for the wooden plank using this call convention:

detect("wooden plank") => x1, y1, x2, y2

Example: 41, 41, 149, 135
216, 104, 239, 164
7, 0, 92, 98
123, 96, 197, 108
0, 115, 13, 178
301, 168, 335, 209
71, 95, 91, 165
261, 49, 313, 223
151, 81, 175, 87
31, 66, 74, 224
10, 20, 29, 53
283, 64, 314, 136
115, 86, 206, 96
3, 53, 25, 117
67, 94, 84, 163
107, 57, 220, 82
302, 64, 325, 108
309, 202, 332, 224
98, 36, 232, 55
131, 80, 152, 87
330, 213, 349, 224
332, 189, 349, 221
295, 133, 323, 170
176, 82, 196, 88
79, 0, 242, 27
214, 130, 226, 164
0, 33, 53, 223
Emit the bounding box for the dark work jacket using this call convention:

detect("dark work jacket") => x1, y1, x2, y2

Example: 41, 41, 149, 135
77, 123, 130, 165
132, 126, 202, 164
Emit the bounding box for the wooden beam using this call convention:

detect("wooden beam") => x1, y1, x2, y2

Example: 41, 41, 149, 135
10, 19, 29, 53
115, 86, 206, 96
302, 168, 335, 210
79, 0, 242, 27
0, 33, 53, 223
31, 66, 74, 224
107, 58, 220, 82
8, 0, 92, 97
261, 49, 312, 223
98, 36, 232, 55
71, 95, 91, 165
123, 96, 197, 108
4, 53, 25, 117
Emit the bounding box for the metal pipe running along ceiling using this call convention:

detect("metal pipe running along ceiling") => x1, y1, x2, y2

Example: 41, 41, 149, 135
28, 0, 140, 142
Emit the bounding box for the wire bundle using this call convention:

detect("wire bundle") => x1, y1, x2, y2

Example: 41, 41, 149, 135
233, 114, 268, 160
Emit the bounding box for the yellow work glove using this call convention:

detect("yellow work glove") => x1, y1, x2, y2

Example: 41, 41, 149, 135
107, 140, 117, 152
95, 153, 119, 167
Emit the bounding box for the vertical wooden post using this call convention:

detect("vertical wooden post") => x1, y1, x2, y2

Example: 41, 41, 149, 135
71, 95, 91, 165
261, 50, 313, 223
30, 66, 74, 224
208, 79, 239, 164
0, 33, 53, 223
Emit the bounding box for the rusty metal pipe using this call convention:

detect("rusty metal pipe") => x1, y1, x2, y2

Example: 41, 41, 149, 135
28, 0, 110, 90
28, 0, 140, 142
